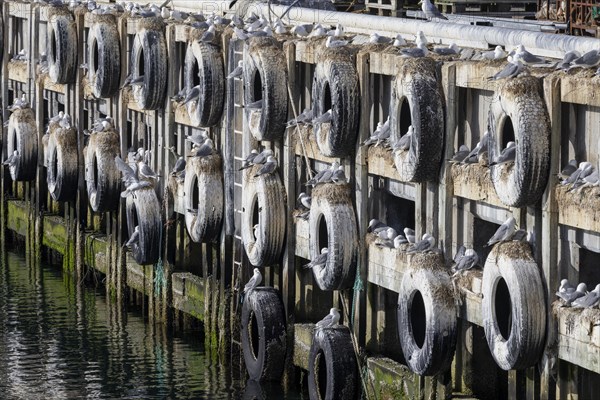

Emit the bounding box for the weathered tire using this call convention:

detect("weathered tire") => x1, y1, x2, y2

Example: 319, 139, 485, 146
241, 167, 286, 267
397, 256, 457, 376
241, 287, 287, 381
125, 187, 162, 265
308, 183, 358, 290
308, 326, 359, 400
183, 154, 223, 243
87, 15, 121, 98
84, 129, 121, 213
46, 126, 78, 202
6, 108, 38, 182
488, 77, 550, 207
311, 50, 360, 157
482, 241, 546, 370
184, 40, 225, 127
131, 18, 167, 110
390, 58, 444, 182
243, 37, 288, 141
47, 7, 77, 84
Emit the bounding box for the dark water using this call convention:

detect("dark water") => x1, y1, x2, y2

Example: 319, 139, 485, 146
0, 252, 300, 399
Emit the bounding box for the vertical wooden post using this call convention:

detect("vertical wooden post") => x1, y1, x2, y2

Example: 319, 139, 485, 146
540, 75, 561, 400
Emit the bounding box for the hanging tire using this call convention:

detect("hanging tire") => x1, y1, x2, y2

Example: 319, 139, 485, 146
46, 125, 78, 202
481, 241, 546, 370
390, 58, 444, 182
241, 287, 287, 381
6, 108, 38, 182
183, 154, 224, 243
397, 257, 457, 376
47, 7, 77, 84
84, 129, 121, 213
131, 18, 167, 110
87, 15, 121, 98
241, 168, 286, 267
243, 36, 288, 141
488, 77, 550, 208
184, 40, 225, 127
308, 326, 359, 400
308, 183, 358, 291
311, 50, 360, 157
125, 187, 162, 265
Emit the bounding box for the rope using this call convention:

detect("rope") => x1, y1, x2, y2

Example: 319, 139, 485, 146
154, 215, 165, 297
286, 84, 314, 180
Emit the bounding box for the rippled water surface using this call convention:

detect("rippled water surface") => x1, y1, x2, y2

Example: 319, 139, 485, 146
0, 252, 300, 399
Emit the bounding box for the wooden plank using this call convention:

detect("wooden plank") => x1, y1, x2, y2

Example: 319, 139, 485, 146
451, 163, 505, 208
556, 306, 600, 374
366, 145, 403, 181
294, 40, 318, 65
7, 61, 28, 83
293, 323, 314, 370
293, 126, 340, 164
172, 272, 206, 320
440, 63, 457, 257
556, 185, 600, 233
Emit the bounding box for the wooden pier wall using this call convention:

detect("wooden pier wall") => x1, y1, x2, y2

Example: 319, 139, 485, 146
2, 2, 600, 399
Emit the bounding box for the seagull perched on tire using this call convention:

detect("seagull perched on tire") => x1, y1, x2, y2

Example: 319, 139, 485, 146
556, 278, 576, 295
304, 248, 329, 269
401, 42, 429, 58
312, 109, 332, 125
183, 85, 201, 105
3, 150, 19, 167
253, 156, 278, 177
393, 34, 406, 47
298, 192, 312, 209
137, 160, 159, 180
241, 268, 262, 304
167, 147, 186, 176
325, 36, 349, 49
480, 46, 508, 61
488, 54, 526, 80
452, 248, 479, 274
490, 141, 516, 166
433, 43, 460, 56
315, 307, 340, 329
239, 149, 259, 170
188, 139, 214, 158
407, 233, 436, 253
124, 226, 139, 248
486, 217, 516, 247
420, 0, 448, 20
227, 60, 244, 79
200, 24, 216, 43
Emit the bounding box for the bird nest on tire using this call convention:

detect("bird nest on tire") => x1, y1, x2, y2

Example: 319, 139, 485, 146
247, 36, 282, 52
139, 16, 165, 31
88, 12, 117, 25
492, 241, 534, 262
408, 252, 445, 272
396, 57, 437, 78
368, 145, 394, 166
500, 75, 541, 97
453, 268, 482, 293
317, 45, 359, 61
311, 182, 352, 204
10, 108, 35, 124
48, 4, 73, 18
189, 153, 222, 176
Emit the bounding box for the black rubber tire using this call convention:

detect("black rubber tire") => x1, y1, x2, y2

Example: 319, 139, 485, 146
46, 126, 78, 202
6, 108, 38, 182
390, 58, 444, 182
183, 154, 224, 243
47, 7, 77, 84
184, 40, 225, 127
308, 183, 358, 290
0, 8, 3, 67
241, 287, 287, 381
482, 241, 546, 370
488, 76, 551, 208
308, 326, 359, 400
397, 257, 457, 376
87, 16, 121, 98
243, 37, 288, 141
241, 168, 286, 267
130, 19, 167, 110
125, 187, 162, 265
84, 129, 121, 213
311, 51, 360, 157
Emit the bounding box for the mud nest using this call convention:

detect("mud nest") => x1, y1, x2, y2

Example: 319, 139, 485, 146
555, 184, 600, 213
312, 182, 352, 205
451, 163, 494, 191
188, 153, 222, 176
94, 129, 120, 152
396, 57, 437, 79
10, 108, 36, 124
88, 12, 117, 25
500, 75, 542, 97
139, 16, 165, 31
493, 240, 535, 262
248, 36, 282, 52
48, 4, 73, 18
52, 126, 78, 148
368, 145, 395, 167
408, 251, 446, 271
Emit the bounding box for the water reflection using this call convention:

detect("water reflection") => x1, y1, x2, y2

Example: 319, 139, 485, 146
0, 252, 301, 399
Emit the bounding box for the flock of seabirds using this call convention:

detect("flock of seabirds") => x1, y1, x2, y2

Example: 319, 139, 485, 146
4, 0, 600, 328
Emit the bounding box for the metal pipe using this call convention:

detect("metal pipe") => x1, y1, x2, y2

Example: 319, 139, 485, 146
252, 4, 600, 58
